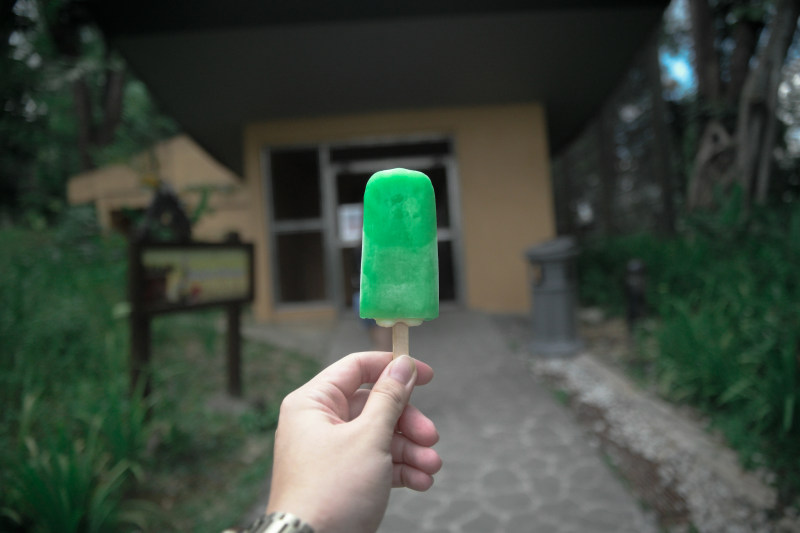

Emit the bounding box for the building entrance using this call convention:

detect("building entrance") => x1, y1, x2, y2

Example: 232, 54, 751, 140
264, 137, 461, 311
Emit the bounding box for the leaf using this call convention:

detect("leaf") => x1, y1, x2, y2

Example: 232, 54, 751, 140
719, 379, 753, 406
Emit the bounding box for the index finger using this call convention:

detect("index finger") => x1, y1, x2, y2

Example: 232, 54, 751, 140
309, 351, 433, 398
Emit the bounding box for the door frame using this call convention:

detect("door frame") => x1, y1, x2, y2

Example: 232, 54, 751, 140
263, 135, 465, 313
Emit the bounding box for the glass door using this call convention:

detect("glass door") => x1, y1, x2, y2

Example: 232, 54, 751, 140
264, 147, 329, 306
264, 137, 461, 313
327, 148, 460, 310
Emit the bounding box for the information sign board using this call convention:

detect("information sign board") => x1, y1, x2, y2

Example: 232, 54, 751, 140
131, 242, 254, 314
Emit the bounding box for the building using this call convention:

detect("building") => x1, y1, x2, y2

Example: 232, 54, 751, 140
88, 1, 668, 322
68, 135, 253, 241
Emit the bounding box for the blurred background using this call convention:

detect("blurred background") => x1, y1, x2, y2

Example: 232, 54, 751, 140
1, 0, 799, 531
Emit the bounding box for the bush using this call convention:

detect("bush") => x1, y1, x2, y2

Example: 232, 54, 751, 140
3, 416, 145, 533
578, 191, 800, 502
0, 210, 148, 532
0, 209, 321, 531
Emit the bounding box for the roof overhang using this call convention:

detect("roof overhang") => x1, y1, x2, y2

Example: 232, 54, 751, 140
88, 1, 668, 174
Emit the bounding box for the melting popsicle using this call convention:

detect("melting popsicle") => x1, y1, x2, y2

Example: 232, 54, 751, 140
360, 168, 439, 358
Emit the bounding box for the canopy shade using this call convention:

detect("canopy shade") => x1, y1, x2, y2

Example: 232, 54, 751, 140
88, 1, 668, 174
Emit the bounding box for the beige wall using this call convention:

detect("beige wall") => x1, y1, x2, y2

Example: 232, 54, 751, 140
244, 104, 555, 322
148, 135, 239, 190
190, 188, 255, 241
68, 165, 142, 206
67, 135, 255, 242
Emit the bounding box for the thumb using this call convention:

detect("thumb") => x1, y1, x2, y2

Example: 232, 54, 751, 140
360, 355, 418, 437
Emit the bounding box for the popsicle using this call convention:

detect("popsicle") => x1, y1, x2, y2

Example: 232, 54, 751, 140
360, 168, 439, 358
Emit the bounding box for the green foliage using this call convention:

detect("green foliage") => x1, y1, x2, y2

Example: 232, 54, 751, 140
0, 210, 321, 530
579, 191, 800, 501
138, 312, 319, 532
3, 421, 144, 533
0, 209, 150, 532
93, 78, 180, 169
1, 3, 178, 222
0, 208, 124, 426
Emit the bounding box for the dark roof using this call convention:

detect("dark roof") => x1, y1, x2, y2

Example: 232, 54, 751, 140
89, 1, 668, 174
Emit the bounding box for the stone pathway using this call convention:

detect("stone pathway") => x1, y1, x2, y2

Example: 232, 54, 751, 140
327, 310, 657, 533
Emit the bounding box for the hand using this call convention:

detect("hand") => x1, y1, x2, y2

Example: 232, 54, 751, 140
266, 352, 442, 533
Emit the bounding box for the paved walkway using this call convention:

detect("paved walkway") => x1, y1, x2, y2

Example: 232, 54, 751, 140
319, 309, 657, 533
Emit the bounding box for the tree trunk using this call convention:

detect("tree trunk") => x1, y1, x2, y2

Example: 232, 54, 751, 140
74, 77, 96, 171
647, 29, 676, 234
754, 96, 779, 203
688, 120, 735, 209
687, 0, 800, 209
736, 0, 800, 204
688, 0, 720, 102
72, 67, 126, 171
46, 1, 127, 172
726, 19, 761, 108
98, 67, 125, 146
686, 0, 726, 209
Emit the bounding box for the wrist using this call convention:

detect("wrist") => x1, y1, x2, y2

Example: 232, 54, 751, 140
266, 496, 326, 532
226, 511, 315, 533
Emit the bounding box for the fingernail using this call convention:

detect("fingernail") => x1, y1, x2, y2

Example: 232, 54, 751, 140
388, 355, 415, 385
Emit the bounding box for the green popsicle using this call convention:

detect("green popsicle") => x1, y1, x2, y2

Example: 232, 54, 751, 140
359, 168, 439, 356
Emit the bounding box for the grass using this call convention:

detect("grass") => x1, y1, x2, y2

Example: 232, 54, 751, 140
0, 209, 320, 532
577, 190, 800, 507
140, 312, 319, 532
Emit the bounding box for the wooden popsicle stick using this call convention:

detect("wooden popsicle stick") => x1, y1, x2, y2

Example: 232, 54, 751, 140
392, 322, 409, 359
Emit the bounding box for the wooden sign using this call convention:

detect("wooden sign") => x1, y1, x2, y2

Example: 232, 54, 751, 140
128, 240, 254, 400
132, 242, 254, 314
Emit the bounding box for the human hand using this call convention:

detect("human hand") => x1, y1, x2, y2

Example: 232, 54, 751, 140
266, 351, 441, 533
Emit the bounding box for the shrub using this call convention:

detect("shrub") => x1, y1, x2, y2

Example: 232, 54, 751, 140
0, 209, 148, 531
2, 412, 145, 533
578, 192, 800, 501
0, 209, 320, 531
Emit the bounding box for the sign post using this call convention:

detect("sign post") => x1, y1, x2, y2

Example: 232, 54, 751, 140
129, 239, 254, 400
226, 303, 242, 396
129, 240, 153, 399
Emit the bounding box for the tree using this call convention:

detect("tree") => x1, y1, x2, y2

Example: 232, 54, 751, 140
35, 0, 126, 171
20, 0, 126, 172
1, 0, 42, 214
0, 0, 177, 220
687, 0, 800, 208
